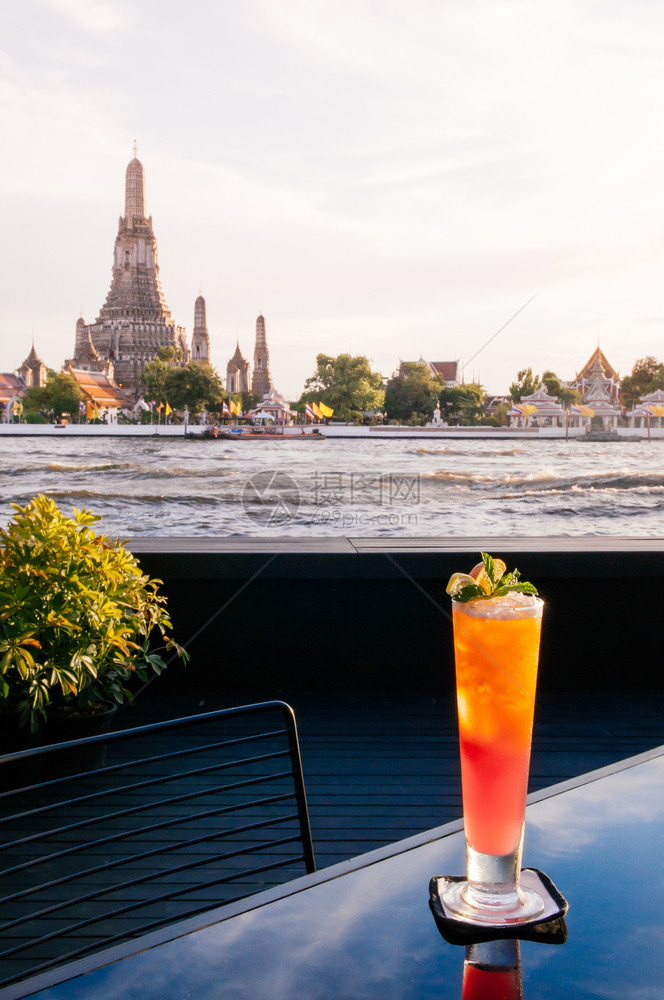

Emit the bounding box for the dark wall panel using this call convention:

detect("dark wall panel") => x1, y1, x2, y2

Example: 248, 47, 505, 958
130, 544, 662, 696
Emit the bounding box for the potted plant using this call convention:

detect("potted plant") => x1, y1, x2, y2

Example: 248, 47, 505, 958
0, 494, 188, 744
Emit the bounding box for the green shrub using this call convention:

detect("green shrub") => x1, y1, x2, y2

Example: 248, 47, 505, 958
0, 495, 188, 732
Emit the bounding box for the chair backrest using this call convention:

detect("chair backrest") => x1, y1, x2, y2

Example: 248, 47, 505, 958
0, 701, 315, 991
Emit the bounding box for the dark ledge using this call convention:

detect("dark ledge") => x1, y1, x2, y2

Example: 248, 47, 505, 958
127, 535, 664, 579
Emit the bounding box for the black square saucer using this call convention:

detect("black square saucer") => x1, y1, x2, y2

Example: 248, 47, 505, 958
429, 869, 569, 945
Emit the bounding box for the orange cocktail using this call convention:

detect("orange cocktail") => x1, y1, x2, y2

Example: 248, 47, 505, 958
442, 554, 545, 924
452, 594, 542, 857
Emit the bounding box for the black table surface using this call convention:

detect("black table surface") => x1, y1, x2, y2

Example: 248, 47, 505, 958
13, 746, 664, 1000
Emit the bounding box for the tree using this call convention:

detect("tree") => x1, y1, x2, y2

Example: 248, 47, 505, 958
141, 357, 173, 403
384, 363, 444, 422
142, 355, 225, 416
491, 401, 511, 426
163, 363, 225, 416
556, 386, 582, 409
238, 390, 259, 413
301, 353, 384, 420
23, 370, 82, 422
442, 383, 485, 424
541, 370, 561, 395
541, 370, 581, 409
509, 368, 541, 402
620, 356, 664, 407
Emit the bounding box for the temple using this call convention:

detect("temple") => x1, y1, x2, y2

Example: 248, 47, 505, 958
65, 153, 189, 399
0, 373, 27, 423
226, 340, 250, 394
571, 347, 621, 403
17, 342, 48, 388
509, 346, 622, 431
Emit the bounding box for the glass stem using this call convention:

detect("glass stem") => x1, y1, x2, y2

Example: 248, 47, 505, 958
464, 826, 524, 908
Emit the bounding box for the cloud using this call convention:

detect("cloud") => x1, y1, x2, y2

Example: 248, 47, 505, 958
31, 0, 134, 33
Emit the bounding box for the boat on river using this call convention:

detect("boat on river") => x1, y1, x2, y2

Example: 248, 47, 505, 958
200, 427, 322, 440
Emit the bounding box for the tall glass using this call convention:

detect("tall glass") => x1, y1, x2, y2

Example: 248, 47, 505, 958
443, 592, 544, 924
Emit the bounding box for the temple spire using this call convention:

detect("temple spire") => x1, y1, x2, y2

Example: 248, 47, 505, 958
252, 313, 272, 398
65, 152, 189, 399
125, 155, 145, 222
191, 294, 210, 363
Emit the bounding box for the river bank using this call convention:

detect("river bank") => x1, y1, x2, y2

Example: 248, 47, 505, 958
0, 422, 661, 439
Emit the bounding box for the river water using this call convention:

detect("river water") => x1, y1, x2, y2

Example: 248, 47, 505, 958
2, 435, 664, 537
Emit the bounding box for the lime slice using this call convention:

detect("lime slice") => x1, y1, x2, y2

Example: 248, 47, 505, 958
470, 564, 493, 594
470, 557, 507, 594
447, 553, 536, 603
446, 572, 477, 596
492, 558, 507, 582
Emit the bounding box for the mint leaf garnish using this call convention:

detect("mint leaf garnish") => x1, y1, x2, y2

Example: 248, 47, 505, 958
449, 554, 538, 603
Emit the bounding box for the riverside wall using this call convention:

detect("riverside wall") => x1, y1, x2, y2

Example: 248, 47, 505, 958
1, 423, 663, 439
129, 538, 664, 699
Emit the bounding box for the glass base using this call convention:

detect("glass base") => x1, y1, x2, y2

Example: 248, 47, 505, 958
441, 877, 545, 925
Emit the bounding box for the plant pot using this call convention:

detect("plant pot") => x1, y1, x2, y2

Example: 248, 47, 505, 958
45, 700, 118, 742
1, 701, 118, 790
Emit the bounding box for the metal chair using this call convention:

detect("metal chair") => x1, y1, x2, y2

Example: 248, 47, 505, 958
0, 701, 315, 990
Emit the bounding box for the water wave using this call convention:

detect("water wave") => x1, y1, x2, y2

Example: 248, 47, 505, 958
15, 489, 237, 507
413, 447, 526, 457
426, 468, 664, 493
46, 462, 130, 473
412, 447, 467, 456
425, 470, 495, 484
3, 435, 664, 537
119, 464, 234, 480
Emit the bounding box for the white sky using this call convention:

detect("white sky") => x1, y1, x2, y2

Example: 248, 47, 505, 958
2, 0, 664, 399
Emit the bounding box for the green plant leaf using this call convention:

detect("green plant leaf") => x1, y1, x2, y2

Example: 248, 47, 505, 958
0, 494, 187, 732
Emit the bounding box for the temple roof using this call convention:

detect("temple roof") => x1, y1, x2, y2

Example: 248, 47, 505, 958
20, 342, 44, 366
576, 346, 619, 382
521, 387, 565, 412
428, 361, 458, 381
228, 341, 248, 366
641, 388, 664, 402
0, 373, 27, 404
76, 329, 102, 365
68, 367, 128, 407
261, 386, 285, 402
583, 374, 612, 402
626, 388, 664, 414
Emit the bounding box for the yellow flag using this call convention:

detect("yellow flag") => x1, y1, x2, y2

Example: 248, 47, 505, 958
86, 400, 94, 420
311, 402, 323, 419
165, 402, 172, 416
572, 404, 594, 417
230, 399, 240, 416
318, 401, 334, 417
